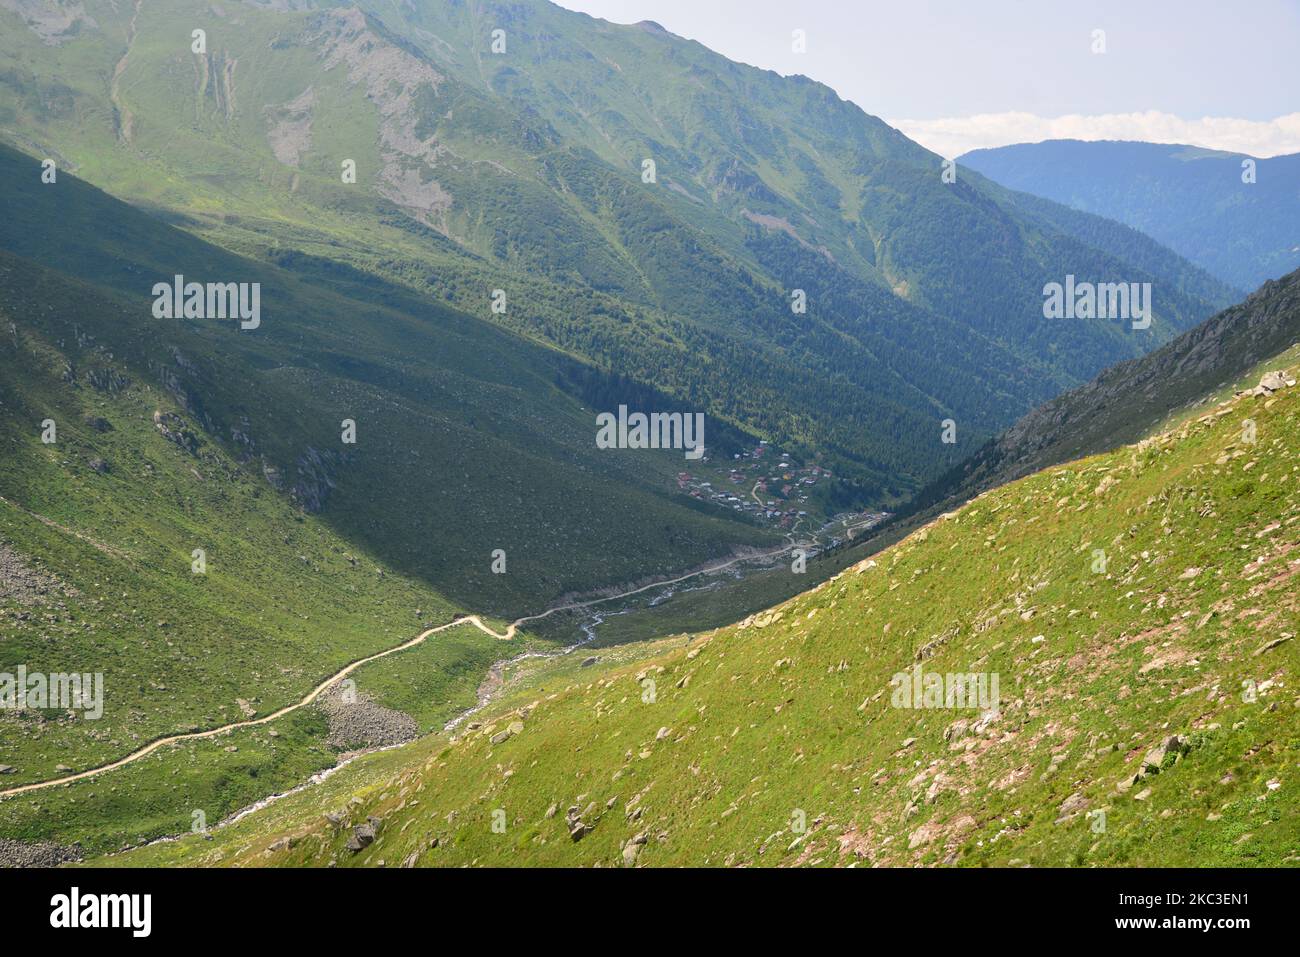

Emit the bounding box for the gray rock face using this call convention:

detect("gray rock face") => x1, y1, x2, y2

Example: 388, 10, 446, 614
152, 410, 201, 455
291, 445, 342, 514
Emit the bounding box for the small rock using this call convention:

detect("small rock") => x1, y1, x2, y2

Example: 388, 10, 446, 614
1056, 792, 1090, 822
1254, 635, 1293, 656
346, 822, 376, 853
1141, 734, 1185, 774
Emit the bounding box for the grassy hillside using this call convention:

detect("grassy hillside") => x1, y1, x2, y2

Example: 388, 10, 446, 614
0, 149, 784, 858
109, 356, 1300, 867
962, 139, 1300, 291
0, 0, 1237, 500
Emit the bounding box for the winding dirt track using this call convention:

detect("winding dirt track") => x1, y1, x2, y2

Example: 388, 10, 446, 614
0, 545, 797, 800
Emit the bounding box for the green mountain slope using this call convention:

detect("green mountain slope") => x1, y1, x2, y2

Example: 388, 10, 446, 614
0, 0, 1236, 500
962, 139, 1300, 291
0, 143, 772, 620
910, 268, 1300, 517
0, 144, 793, 855
110, 341, 1300, 868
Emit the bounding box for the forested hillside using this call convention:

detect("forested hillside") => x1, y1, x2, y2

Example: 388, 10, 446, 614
963, 139, 1300, 291
0, 0, 1237, 501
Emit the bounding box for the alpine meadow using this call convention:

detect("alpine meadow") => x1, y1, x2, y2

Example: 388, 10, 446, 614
0, 0, 1295, 938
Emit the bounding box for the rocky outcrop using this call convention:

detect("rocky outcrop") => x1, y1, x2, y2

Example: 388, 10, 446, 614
152, 410, 201, 455
305, 8, 453, 229
291, 445, 341, 514
0, 0, 97, 46
1239, 369, 1296, 397
85, 366, 129, 395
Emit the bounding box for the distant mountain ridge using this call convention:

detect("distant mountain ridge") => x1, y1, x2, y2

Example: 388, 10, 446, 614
961, 139, 1300, 291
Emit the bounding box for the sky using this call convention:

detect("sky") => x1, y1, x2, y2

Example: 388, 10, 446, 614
555, 0, 1300, 157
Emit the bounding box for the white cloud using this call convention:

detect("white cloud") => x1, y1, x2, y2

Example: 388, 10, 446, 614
890, 111, 1300, 160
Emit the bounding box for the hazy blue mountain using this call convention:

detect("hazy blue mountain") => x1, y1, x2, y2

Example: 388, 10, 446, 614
962, 139, 1300, 291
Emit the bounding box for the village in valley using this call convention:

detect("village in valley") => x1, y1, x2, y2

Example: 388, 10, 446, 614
674, 440, 889, 543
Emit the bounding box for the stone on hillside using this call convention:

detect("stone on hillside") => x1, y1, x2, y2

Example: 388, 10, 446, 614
1254, 635, 1293, 656
581, 656, 598, 667
346, 821, 377, 853
1256, 371, 1295, 394
1094, 475, 1118, 496
621, 834, 647, 866
1142, 735, 1185, 774
1055, 792, 1090, 823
